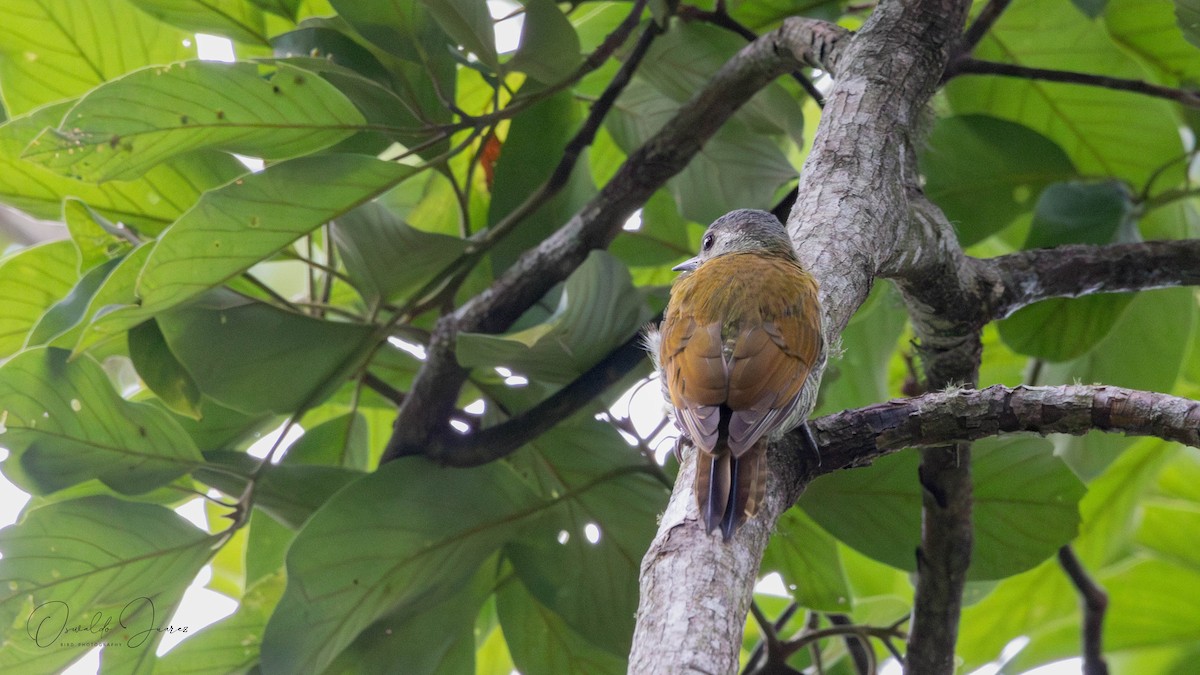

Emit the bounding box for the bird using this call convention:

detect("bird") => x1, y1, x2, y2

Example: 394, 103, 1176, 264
646, 209, 824, 539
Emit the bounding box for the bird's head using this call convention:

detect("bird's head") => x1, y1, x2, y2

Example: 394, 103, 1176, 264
672, 209, 797, 272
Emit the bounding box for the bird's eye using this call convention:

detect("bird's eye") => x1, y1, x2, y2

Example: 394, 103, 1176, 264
701, 234, 714, 251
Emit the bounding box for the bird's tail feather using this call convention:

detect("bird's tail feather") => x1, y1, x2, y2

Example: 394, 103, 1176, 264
695, 445, 766, 540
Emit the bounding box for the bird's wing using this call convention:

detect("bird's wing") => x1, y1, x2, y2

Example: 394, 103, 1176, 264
725, 275, 823, 457
659, 314, 726, 454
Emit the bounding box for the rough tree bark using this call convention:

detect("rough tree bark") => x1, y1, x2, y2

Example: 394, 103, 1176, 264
629, 0, 973, 672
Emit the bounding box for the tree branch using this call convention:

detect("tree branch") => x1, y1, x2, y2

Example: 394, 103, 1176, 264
805, 384, 1200, 470
383, 17, 849, 464
987, 240, 1200, 319
955, 0, 1013, 57
1058, 546, 1111, 675
424, 329, 652, 467
946, 58, 1200, 109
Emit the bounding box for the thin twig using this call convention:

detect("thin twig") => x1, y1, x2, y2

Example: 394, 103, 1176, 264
956, 0, 1013, 57
1058, 546, 1110, 675
946, 58, 1200, 109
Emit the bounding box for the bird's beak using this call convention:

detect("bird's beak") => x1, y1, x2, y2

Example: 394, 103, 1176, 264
672, 256, 701, 272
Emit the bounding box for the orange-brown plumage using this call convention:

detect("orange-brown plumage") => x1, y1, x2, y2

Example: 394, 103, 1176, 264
653, 210, 822, 539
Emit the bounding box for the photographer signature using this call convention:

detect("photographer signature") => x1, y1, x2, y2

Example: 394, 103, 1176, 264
26, 597, 188, 648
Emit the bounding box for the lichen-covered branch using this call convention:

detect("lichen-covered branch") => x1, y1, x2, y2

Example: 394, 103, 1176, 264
631, 0, 968, 671
806, 384, 1200, 469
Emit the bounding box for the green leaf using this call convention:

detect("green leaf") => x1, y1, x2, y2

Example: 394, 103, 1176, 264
487, 88, 596, 273
1137, 500, 1200, 570
196, 450, 362, 528
76, 155, 414, 349
636, 22, 805, 144
419, 0, 500, 72
127, 0, 274, 46
24, 61, 365, 182
324, 562, 496, 675
0, 104, 246, 233
920, 115, 1077, 245
155, 571, 285, 675
1106, 0, 1200, 82
285, 411, 369, 469
497, 579, 626, 675
156, 291, 377, 415
0, 0, 195, 115
999, 294, 1135, 362
457, 251, 651, 384
1023, 181, 1134, 249
0, 241, 77, 359
802, 437, 1084, 580
26, 257, 122, 349
333, 201, 467, 305
64, 199, 132, 271
508, 0, 583, 84
762, 509, 853, 612
260, 457, 540, 674
1176, 0, 1200, 48
0, 347, 203, 495
504, 422, 667, 657
0, 497, 213, 672
129, 319, 203, 419
1103, 557, 1200, 651
946, 0, 1185, 186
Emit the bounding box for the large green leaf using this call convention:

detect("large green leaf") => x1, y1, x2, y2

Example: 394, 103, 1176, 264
0, 347, 203, 495
260, 458, 540, 674
487, 88, 596, 273
129, 319, 204, 419
0, 497, 214, 673
0, 0, 194, 115
323, 562, 495, 675
503, 422, 667, 657
196, 450, 362, 529
920, 115, 1078, 245
802, 437, 1085, 580
497, 579, 625, 675
25, 61, 365, 182
156, 291, 377, 415
0, 241, 78, 360
0, 103, 245, 233
1106, 0, 1200, 82
957, 440, 1171, 670
457, 251, 651, 384
76, 155, 413, 350
1103, 557, 1200, 651
155, 571, 285, 675
762, 509, 853, 612
812, 281, 909, 416
332, 201, 467, 306
946, 0, 1184, 186
508, 0, 582, 84
420, 0, 499, 72
127, 0, 274, 46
